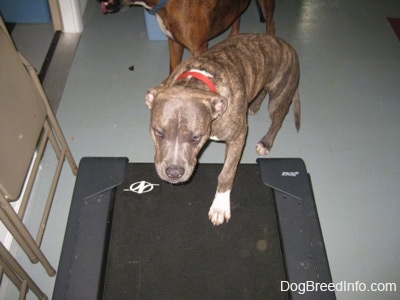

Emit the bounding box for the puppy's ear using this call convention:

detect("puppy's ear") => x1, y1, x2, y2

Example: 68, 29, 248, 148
210, 96, 227, 118
145, 88, 157, 109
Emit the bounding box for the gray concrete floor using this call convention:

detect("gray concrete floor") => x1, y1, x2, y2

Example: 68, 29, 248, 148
4, 0, 400, 299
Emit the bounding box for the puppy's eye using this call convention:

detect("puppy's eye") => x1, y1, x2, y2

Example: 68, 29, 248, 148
154, 129, 164, 139
191, 135, 201, 143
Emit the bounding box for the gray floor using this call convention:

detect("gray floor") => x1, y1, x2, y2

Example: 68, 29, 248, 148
8, 22, 54, 73
4, 0, 400, 299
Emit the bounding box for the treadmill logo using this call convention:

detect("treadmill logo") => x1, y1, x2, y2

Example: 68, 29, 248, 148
124, 181, 160, 194
281, 171, 299, 177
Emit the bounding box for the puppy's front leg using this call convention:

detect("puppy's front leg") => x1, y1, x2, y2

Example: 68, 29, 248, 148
208, 133, 246, 225
209, 190, 231, 226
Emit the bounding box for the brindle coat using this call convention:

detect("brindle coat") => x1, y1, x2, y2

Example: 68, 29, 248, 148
146, 34, 300, 225
133, 0, 275, 72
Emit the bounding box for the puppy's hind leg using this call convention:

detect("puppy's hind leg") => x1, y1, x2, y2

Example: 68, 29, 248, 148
292, 89, 301, 132
256, 89, 295, 155
248, 88, 268, 115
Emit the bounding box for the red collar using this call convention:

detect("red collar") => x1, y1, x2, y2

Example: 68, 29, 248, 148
176, 71, 217, 93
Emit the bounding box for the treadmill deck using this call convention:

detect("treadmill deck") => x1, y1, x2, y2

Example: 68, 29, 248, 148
53, 157, 335, 300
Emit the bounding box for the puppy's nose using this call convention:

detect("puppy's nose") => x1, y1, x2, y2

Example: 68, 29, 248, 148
165, 166, 185, 181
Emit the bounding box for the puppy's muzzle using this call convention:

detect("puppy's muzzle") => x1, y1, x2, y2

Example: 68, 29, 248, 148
165, 165, 185, 182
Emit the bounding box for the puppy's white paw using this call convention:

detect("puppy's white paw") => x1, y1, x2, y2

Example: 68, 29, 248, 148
208, 190, 231, 226
256, 142, 270, 155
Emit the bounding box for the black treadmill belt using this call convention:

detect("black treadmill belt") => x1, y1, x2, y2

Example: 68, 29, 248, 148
103, 163, 287, 299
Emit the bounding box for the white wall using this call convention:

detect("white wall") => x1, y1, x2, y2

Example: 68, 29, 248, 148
59, 0, 87, 33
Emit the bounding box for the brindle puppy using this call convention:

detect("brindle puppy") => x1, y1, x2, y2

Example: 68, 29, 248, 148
145, 34, 300, 225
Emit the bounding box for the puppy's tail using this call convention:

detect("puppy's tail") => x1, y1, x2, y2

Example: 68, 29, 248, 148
293, 89, 300, 132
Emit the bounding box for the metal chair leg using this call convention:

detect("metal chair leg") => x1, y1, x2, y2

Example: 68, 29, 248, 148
0, 242, 47, 299
0, 200, 55, 276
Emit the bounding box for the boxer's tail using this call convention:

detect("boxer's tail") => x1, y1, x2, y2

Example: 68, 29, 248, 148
293, 89, 300, 132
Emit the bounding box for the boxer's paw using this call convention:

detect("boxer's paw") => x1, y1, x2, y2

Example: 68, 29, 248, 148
208, 190, 231, 226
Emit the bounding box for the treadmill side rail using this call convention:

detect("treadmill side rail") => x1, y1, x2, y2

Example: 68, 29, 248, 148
257, 158, 336, 300
53, 157, 128, 300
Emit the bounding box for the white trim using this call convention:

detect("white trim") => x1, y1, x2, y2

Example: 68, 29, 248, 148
59, 0, 84, 33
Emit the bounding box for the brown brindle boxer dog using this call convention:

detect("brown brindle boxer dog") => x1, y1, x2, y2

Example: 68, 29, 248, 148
101, 0, 275, 72
145, 34, 300, 225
